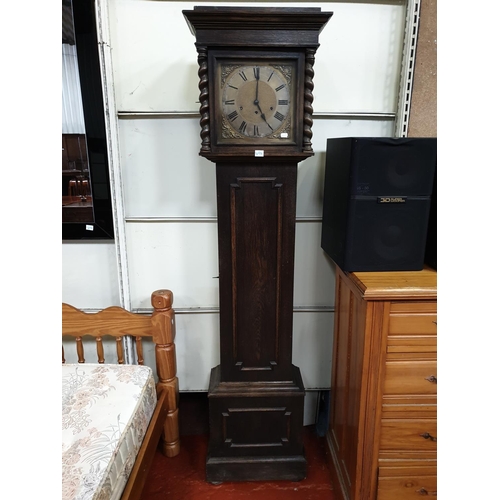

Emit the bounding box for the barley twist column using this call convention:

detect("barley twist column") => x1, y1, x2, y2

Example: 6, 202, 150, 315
303, 48, 316, 152
197, 46, 211, 152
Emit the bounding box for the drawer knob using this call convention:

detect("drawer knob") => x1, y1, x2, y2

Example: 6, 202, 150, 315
425, 375, 437, 383
420, 432, 437, 442
417, 487, 437, 496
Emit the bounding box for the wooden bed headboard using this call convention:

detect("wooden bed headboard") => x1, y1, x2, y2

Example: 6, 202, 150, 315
62, 289, 179, 458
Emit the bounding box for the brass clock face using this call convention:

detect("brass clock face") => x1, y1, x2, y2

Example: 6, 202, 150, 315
222, 65, 291, 139
216, 60, 297, 145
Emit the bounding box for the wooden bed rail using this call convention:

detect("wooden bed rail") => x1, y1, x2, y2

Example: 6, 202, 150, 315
62, 289, 180, 457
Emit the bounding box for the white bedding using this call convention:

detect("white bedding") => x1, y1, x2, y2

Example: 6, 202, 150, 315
62, 363, 157, 500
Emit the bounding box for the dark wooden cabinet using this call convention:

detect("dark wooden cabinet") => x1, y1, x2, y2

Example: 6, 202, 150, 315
206, 160, 307, 482
183, 6, 332, 483
326, 265, 437, 499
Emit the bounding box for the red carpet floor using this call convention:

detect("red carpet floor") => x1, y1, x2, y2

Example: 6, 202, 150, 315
140, 426, 335, 499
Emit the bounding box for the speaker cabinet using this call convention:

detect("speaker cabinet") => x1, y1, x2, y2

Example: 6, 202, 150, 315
321, 137, 437, 272
424, 169, 437, 270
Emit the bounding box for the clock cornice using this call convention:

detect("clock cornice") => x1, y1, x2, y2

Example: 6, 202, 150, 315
183, 7, 333, 47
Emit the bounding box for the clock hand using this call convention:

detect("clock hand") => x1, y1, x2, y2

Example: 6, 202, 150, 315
252, 67, 272, 130
254, 67, 260, 103
255, 102, 273, 130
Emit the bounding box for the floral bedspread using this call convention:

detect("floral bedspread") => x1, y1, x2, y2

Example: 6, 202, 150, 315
62, 364, 157, 500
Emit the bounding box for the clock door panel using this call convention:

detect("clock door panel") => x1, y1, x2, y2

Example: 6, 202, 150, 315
208, 395, 304, 458
217, 163, 297, 382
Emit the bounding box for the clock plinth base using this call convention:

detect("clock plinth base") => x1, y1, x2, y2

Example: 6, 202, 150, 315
206, 453, 307, 484
206, 364, 307, 483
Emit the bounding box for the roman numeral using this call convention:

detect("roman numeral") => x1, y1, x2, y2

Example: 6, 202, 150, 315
228, 110, 238, 122
278, 100, 289, 106
239, 71, 247, 81
228, 85, 238, 90
274, 111, 285, 122
275, 84, 285, 92
253, 125, 259, 136
253, 67, 260, 79
225, 99, 235, 105
267, 71, 274, 82
238, 121, 247, 133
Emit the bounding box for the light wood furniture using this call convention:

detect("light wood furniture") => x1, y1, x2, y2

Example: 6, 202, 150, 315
62, 289, 180, 500
326, 266, 437, 500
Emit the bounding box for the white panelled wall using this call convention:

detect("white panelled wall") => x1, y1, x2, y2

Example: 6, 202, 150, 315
62, 0, 416, 424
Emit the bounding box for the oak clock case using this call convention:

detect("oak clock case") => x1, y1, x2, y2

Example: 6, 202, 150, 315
211, 52, 302, 148
183, 5, 333, 485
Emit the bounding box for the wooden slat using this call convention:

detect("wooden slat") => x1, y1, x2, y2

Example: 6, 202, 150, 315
96, 337, 104, 363
62, 304, 153, 338
116, 337, 124, 364
76, 337, 85, 363
135, 337, 143, 365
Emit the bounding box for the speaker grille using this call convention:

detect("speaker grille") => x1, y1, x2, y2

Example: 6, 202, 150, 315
345, 197, 431, 271
352, 138, 436, 196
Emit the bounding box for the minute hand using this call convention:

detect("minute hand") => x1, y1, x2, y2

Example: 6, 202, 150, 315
255, 102, 273, 130
254, 67, 260, 101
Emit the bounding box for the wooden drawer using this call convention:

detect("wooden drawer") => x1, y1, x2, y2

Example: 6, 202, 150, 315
378, 475, 437, 500
389, 314, 437, 336
384, 361, 437, 395
389, 302, 437, 337
382, 395, 436, 418
380, 419, 437, 452
387, 335, 436, 356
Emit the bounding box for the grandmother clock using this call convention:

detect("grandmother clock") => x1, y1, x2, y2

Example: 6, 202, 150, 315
183, 7, 332, 483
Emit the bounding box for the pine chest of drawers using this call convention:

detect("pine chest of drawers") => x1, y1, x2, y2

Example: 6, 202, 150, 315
326, 266, 437, 500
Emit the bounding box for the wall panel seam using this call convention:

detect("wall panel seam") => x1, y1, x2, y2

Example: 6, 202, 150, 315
116, 111, 396, 119
124, 217, 323, 222
75, 306, 335, 315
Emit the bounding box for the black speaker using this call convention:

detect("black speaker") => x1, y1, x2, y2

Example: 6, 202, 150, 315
321, 137, 437, 272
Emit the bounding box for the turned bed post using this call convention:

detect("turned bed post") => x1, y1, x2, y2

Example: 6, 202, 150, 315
151, 289, 180, 457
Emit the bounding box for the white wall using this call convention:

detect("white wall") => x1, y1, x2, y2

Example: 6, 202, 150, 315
62, 241, 120, 307
62, 1, 409, 406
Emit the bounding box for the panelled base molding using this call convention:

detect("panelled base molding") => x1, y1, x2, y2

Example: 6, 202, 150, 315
206, 365, 306, 483
206, 455, 307, 484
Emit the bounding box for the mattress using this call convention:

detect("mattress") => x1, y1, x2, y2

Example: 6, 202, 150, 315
62, 363, 157, 500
